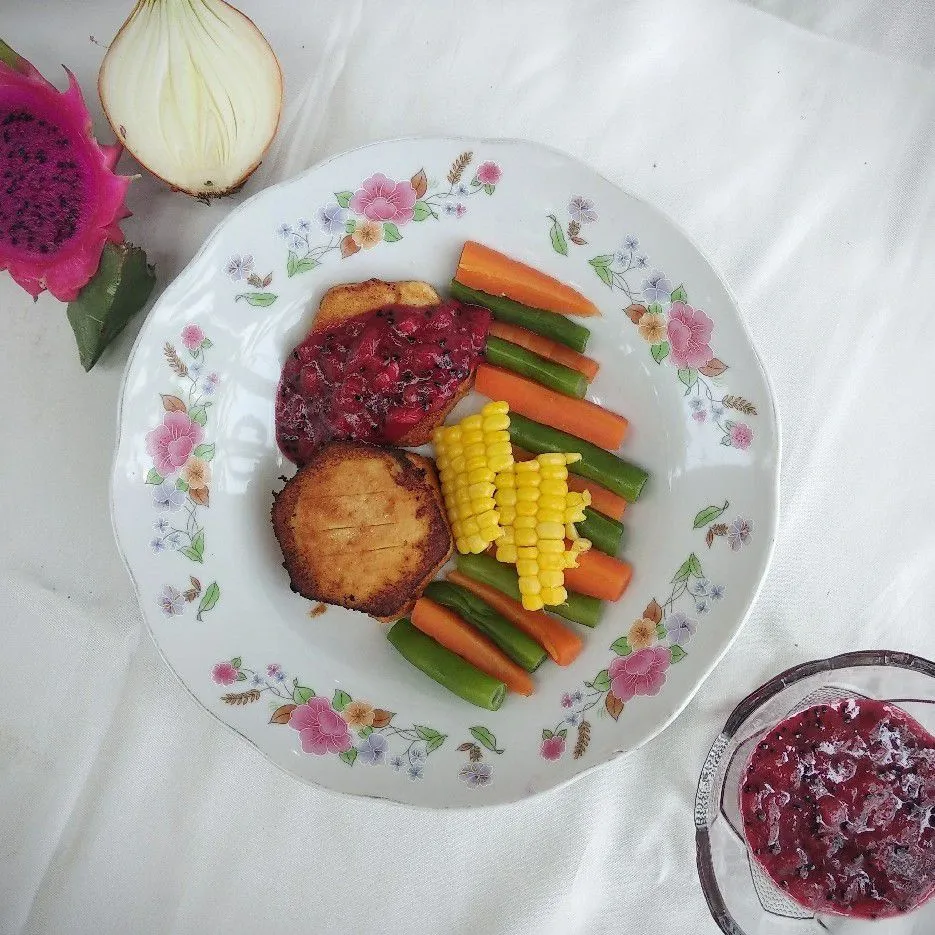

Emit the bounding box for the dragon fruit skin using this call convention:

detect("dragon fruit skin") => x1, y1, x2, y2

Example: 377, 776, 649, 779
0, 50, 132, 301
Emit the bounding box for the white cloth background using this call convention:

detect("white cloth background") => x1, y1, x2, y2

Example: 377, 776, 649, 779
3, 2, 935, 932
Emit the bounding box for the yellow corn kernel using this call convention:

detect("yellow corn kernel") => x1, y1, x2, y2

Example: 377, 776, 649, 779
482, 413, 510, 432
484, 430, 510, 445
472, 497, 496, 515
454, 486, 470, 503
567, 522, 583, 540
539, 539, 564, 554
499, 506, 516, 525
518, 576, 541, 595
441, 425, 461, 443
564, 453, 582, 464
462, 517, 480, 535
539, 479, 567, 496
482, 528, 504, 545
451, 519, 464, 537
450, 455, 466, 474
476, 508, 500, 527
537, 453, 567, 466
488, 454, 513, 473
486, 440, 512, 458
463, 442, 486, 460
516, 559, 539, 577
499, 525, 515, 540
536, 521, 565, 540
538, 553, 564, 571
538, 495, 566, 512
494, 470, 515, 488
514, 528, 537, 547
564, 508, 586, 523
541, 586, 567, 605
539, 467, 568, 481
516, 487, 540, 502
468, 467, 495, 484
455, 502, 473, 520
464, 456, 487, 473
461, 414, 482, 431
496, 544, 518, 563
539, 569, 564, 588
514, 460, 540, 474
515, 500, 537, 517
467, 482, 494, 500
455, 537, 469, 553
571, 537, 591, 552
482, 400, 509, 416
537, 509, 565, 525
522, 594, 545, 611
466, 534, 487, 553
517, 546, 538, 559
513, 515, 537, 530
494, 488, 517, 506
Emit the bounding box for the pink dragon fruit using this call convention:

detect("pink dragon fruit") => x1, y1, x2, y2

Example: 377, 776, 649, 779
0, 41, 132, 301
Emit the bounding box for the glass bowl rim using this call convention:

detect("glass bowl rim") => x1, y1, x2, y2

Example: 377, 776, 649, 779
694, 649, 935, 935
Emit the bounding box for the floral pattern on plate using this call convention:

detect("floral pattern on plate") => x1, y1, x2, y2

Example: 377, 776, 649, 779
145, 326, 219, 563
538, 504, 753, 762
213, 659, 447, 776
547, 211, 759, 448
276, 151, 502, 275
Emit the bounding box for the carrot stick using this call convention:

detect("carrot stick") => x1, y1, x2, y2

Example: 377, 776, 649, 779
411, 598, 534, 696
564, 550, 633, 602
488, 321, 599, 382
455, 241, 601, 317
447, 571, 583, 666
567, 474, 627, 521
476, 363, 628, 450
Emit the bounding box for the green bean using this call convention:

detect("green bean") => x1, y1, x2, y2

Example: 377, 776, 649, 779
455, 553, 604, 628
424, 581, 547, 672
386, 618, 506, 711
576, 507, 625, 556
449, 280, 590, 352
508, 413, 649, 502
484, 336, 587, 398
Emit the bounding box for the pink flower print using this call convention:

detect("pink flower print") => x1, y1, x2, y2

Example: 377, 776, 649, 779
455, 203, 466, 218
608, 647, 671, 703
730, 422, 753, 449
692, 410, 707, 423
349, 173, 417, 225
146, 411, 204, 476
181, 324, 205, 350
212, 661, 238, 685
561, 692, 574, 708
540, 735, 566, 760
266, 664, 281, 677
475, 161, 502, 185
667, 302, 714, 369
289, 697, 353, 755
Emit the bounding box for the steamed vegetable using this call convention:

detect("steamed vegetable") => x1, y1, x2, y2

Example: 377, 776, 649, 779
455, 553, 604, 628
99, 0, 283, 198
449, 280, 590, 351
576, 507, 625, 556
488, 321, 599, 381
447, 570, 583, 666
476, 363, 629, 450
411, 598, 535, 696
485, 336, 588, 398
456, 241, 600, 317
424, 581, 546, 672
386, 618, 506, 711
508, 413, 649, 502
563, 550, 632, 601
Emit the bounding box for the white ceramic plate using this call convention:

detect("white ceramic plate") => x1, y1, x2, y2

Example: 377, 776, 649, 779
112, 138, 779, 807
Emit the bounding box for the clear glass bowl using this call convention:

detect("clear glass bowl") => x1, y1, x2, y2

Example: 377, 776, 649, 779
695, 650, 935, 935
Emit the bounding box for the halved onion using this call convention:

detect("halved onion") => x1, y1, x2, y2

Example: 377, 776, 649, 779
98, 0, 283, 198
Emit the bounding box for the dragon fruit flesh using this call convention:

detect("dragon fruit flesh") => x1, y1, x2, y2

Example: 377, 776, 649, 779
0, 42, 131, 301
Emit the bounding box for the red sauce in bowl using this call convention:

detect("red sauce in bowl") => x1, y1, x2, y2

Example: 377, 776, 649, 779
276, 299, 490, 464
740, 698, 935, 920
